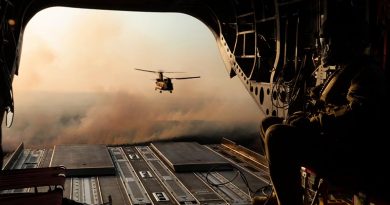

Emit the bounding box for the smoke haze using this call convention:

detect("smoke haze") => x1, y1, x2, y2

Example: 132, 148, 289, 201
2, 8, 263, 151
3, 90, 261, 151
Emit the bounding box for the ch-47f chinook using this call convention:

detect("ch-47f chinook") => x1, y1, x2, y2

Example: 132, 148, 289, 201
134, 68, 200, 93
0, 0, 389, 205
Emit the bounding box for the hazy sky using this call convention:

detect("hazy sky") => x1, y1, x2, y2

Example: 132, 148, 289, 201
2, 7, 262, 150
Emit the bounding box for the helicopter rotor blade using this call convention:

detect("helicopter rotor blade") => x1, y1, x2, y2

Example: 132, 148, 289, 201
170, 76, 201, 80
135, 68, 185, 74
163, 71, 185, 74
134, 68, 159, 73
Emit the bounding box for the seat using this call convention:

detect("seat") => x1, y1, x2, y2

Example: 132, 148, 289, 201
0, 187, 64, 205
0, 166, 66, 205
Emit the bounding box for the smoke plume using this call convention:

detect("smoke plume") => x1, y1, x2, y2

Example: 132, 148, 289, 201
3, 90, 262, 151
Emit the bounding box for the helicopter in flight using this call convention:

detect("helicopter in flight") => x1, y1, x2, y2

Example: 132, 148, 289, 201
135, 68, 201, 93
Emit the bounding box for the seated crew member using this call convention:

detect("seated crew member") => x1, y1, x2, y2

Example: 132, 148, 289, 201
258, 9, 389, 205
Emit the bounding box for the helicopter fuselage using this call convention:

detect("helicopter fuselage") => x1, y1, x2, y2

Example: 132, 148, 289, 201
155, 78, 173, 93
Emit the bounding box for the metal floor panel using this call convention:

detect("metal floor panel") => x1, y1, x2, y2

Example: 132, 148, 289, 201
150, 142, 231, 172
136, 146, 199, 205
123, 146, 173, 205
108, 147, 152, 205
175, 172, 226, 205
4, 141, 271, 205
50, 144, 115, 177
99, 176, 131, 205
